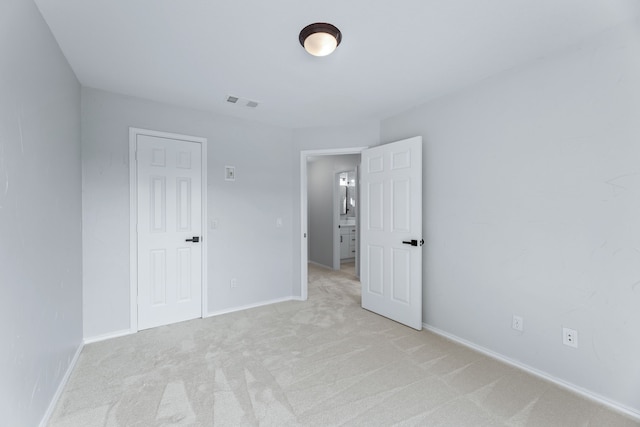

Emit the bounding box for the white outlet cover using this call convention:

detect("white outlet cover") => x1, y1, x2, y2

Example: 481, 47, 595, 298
512, 315, 523, 332
563, 327, 578, 348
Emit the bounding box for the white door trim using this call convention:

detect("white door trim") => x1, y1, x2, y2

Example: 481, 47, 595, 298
300, 147, 368, 300
333, 171, 342, 271
129, 127, 208, 333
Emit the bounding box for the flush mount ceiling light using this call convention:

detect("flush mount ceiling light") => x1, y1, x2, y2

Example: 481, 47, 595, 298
299, 22, 342, 57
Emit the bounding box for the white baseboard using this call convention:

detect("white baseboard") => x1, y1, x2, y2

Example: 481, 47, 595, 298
308, 260, 334, 270
83, 328, 134, 345
423, 323, 640, 421
39, 342, 84, 427
206, 296, 300, 317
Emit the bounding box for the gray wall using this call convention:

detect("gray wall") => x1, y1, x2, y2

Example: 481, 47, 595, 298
82, 88, 294, 339
0, 1, 83, 425
307, 155, 360, 268
381, 23, 640, 413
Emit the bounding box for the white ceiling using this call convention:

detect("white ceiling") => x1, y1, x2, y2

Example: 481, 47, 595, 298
35, 0, 639, 129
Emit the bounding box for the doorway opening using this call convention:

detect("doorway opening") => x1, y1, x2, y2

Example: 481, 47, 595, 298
336, 168, 358, 276
301, 137, 423, 330
300, 147, 367, 300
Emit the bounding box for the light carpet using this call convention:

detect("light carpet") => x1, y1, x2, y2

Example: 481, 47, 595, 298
49, 263, 639, 426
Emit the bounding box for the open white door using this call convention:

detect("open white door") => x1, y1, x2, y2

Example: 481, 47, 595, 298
361, 136, 423, 330
136, 134, 203, 330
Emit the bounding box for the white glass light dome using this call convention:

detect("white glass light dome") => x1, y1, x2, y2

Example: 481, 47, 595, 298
299, 23, 342, 57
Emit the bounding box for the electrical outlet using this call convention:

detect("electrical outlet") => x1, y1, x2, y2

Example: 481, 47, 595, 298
512, 315, 524, 332
230, 278, 237, 289
563, 327, 578, 348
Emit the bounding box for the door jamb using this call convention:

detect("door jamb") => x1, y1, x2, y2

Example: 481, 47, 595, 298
300, 147, 367, 300
333, 171, 342, 271
129, 127, 208, 333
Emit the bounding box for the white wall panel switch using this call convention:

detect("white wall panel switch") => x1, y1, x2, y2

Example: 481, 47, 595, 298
225, 165, 235, 181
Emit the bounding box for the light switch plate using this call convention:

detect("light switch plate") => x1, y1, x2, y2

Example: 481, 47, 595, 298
225, 165, 235, 181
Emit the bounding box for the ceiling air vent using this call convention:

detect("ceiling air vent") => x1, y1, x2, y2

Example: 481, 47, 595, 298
225, 95, 259, 108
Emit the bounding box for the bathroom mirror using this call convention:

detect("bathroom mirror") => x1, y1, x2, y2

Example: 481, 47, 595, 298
339, 171, 356, 216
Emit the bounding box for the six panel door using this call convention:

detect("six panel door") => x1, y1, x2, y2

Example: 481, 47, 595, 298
136, 134, 203, 330
360, 136, 423, 330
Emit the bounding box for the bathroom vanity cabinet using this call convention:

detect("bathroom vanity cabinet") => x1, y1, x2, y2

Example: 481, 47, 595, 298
340, 225, 356, 260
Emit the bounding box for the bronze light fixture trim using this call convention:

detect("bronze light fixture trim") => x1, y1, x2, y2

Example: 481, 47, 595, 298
299, 22, 342, 57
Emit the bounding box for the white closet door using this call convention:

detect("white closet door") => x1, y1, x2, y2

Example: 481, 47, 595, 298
136, 134, 202, 330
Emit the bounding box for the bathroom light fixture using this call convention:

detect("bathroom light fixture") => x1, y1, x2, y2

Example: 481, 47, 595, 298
299, 22, 342, 57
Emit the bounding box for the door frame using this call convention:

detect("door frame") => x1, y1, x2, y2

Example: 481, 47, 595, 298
333, 170, 342, 271
129, 127, 208, 333
300, 147, 367, 300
